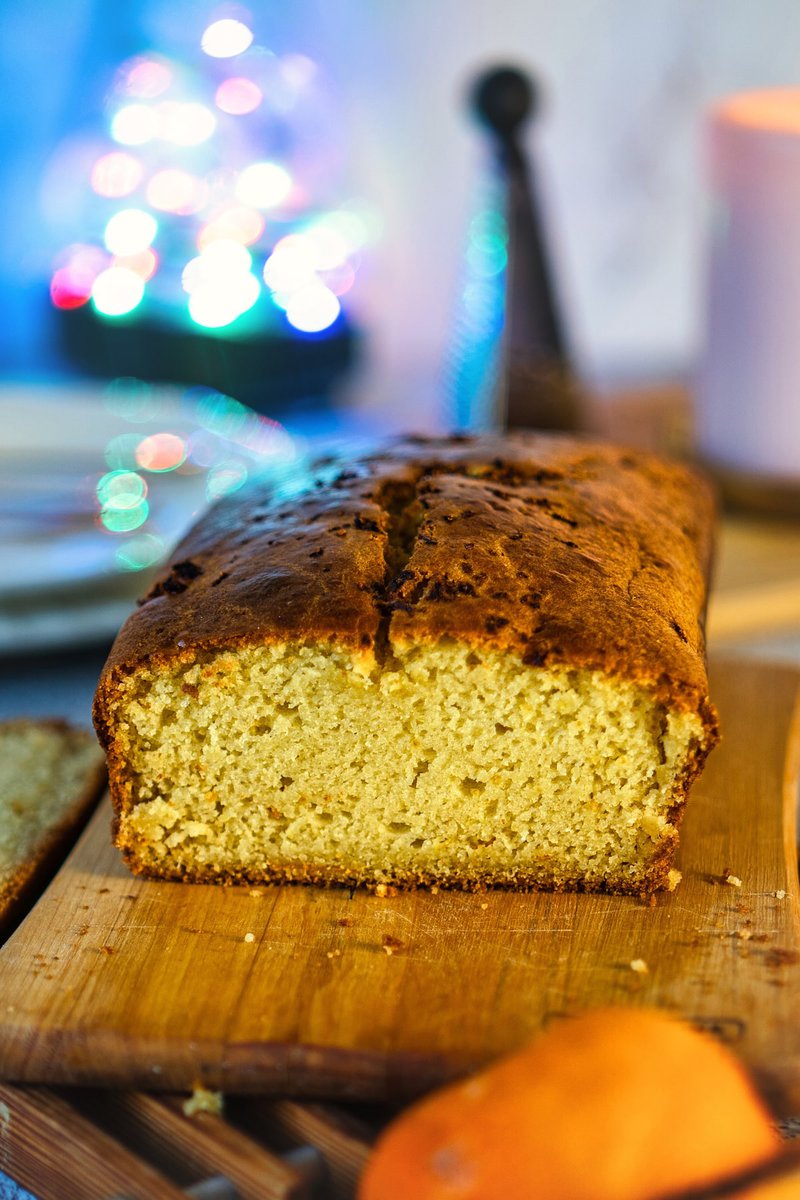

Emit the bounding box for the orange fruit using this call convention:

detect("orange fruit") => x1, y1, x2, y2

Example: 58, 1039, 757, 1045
359, 1007, 779, 1200
726, 1149, 800, 1198
734, 1181, 800, 1199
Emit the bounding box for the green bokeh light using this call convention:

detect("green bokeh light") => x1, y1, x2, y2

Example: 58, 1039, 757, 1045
96, 469, 147, 510
115, 532, 165, 570
104, 433, 143, 470
101, 497, 149, 532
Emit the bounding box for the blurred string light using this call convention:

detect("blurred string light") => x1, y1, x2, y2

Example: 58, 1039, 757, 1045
114, 247, 159, 281
50, 19, 375, 336
115, 533, 166, 571
198, 206, 264, 247
235, 161, 292, 209
156, 100, 216, 145
111, 104, 158, 146
135, 432, 187, 472
201, 19, 254, 58
206, 458, 249, 499
189, 274, 260, 328
105, 432, 145, 469
466, 210, 508, 277
124, 57, 173, 99
91, 266, 145, 317
96, 469, 149, 532
261, 227, 350, 330
91, 152, 143, 198
146, 169, 206, 214
285, 283, 340, 332
182, 239, 260, 327
215, 77, 262, 115
446, 193, 508, 431
104, 208, 158, 256
86, 380, 300, 570
50, 243, 108, 310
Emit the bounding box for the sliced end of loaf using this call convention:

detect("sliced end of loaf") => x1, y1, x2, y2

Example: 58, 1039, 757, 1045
103, 642, 711, 894
0, 721, 106, 925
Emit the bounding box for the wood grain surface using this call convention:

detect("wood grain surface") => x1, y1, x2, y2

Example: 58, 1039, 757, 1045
0, 658, 798, 1110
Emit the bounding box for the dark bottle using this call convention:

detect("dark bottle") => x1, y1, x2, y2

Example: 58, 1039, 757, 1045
471, 65, 580, 431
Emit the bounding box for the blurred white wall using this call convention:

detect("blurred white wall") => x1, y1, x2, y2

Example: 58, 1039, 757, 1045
278, 0, 800, 386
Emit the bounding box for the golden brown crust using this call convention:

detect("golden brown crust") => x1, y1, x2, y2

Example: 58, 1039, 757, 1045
114, 830, 678, 897
95, 432, 717, 718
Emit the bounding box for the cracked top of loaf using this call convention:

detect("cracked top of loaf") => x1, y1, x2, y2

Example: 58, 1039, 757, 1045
97, 432, 717, 726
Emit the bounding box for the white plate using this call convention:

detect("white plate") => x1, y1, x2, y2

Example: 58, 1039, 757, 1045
0, 381, 300, 650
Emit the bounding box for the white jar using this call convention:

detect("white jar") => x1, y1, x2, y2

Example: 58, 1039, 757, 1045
698, 89, 800, 482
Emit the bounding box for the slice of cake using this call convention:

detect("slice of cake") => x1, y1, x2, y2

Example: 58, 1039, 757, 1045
94, 433, 719, 894
0, 720, 106, 929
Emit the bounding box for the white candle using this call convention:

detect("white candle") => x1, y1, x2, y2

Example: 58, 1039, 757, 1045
698, 89, 800, 481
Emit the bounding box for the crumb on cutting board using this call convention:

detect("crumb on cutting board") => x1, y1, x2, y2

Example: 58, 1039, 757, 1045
726, 875, 743, 888
183, 1087, 223, 1117
629, 959, 649, 974
382, 934, 404, 956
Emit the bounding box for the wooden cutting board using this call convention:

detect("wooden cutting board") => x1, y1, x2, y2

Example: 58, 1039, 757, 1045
1, 658, 798, 1110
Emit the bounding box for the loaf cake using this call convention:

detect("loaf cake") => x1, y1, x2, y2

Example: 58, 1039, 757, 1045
0, 720, 106, 929
94, 433, 719, 894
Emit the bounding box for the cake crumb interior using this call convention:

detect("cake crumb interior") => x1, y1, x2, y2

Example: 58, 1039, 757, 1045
112, 643, 703, 890
0, 724, 102, 894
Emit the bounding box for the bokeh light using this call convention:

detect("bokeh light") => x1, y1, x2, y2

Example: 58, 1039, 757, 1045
194, 391, 251, 439
188, 273, 260, 327
50, 268, 90, 310
187, 428, 224, 468
50, 246, 108, 310
90, 152, 143, 198
104, 433, 143, 470
101, 499, 149, 532
111, 104, 158, 146
115, 532, 165, 571
323, 261, 356, 296
104, 209, 158, 256
96, 470, 147, 509
91, 266, 146, 317
201, 238, 252, 275
206, 459, 249, 499
103, 378, 159, 423
135, 432, 187, 472
156, 101, 216, 146
322, 210, 371, 250
189, 389, 296, 460
279, 54, 317, 90
466, 213, 508, 278
113, 248, 158, 281
285, 283, 340, 333
124, 58, 173, 99
188, 290, 242, 328
235, 162, 292, 209
215, 77, 263, 115
304, 224, 348, 270
201, 19, 254, 58
146, 169, 206, 214
198, 206, 264, 248
262, 235, 316, 292
182, 239, 253, 294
